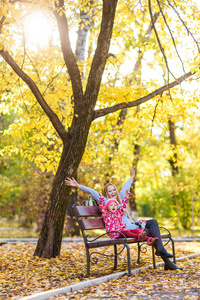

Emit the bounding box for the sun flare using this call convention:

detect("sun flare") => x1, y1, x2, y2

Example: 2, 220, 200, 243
24, 12, 53, 49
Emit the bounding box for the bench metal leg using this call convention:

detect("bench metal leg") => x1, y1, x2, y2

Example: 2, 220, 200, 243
85, 247, 90, 277
152, 237, 176, 269
137, 242, 140, 264
152, 246, 156, 269
113, 244, 117, 270
124, 243, 131, 276
170, 237, 176, 263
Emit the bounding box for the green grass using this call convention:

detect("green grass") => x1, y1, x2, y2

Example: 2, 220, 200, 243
0, 229, 39, 239
0, 218, 39, 238
156, 217, 200, 238
0, 217, 200, 239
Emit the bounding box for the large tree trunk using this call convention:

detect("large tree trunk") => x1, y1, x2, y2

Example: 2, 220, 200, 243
34, 110, 92, 257
65, 189, 79, 236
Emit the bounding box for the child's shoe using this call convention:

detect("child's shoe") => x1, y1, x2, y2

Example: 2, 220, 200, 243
138, 231, 147, 241
147, 237, 158, 246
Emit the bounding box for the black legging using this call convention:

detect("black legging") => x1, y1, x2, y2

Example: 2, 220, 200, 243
145, 219, 164, 252
144, 219, 180, 270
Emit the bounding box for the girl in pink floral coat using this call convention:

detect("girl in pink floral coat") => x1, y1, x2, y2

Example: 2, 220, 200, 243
99, 190, 158, 246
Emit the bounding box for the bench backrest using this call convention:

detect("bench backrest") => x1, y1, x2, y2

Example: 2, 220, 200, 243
74, 205, 105, 231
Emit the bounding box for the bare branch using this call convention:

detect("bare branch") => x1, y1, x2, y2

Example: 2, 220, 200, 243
167, 0, 200, 53
0, 48, 68, 143
43, 64, 66, 96
131, 12, 159, 79
150, 97, 160, 134
93, 71, 193, 120
148, 0, 175, 82
114, 12, 160, 132
156, 0, 185, 73
103, 53, 117, 63
0, 15, 6, 34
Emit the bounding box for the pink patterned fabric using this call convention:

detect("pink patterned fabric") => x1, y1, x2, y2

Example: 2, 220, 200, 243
99, 197, 128, 239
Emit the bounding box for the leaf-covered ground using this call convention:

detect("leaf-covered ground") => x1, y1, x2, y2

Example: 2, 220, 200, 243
0, 241, 199, 300
50, 256, 200, 300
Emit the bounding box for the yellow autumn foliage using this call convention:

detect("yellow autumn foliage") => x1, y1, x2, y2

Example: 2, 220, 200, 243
0, 0, 200, 177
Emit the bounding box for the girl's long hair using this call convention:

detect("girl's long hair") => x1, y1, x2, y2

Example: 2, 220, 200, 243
103, 183, 131, 218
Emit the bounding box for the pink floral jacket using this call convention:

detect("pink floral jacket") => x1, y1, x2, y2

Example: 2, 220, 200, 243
99, 197, 129, 239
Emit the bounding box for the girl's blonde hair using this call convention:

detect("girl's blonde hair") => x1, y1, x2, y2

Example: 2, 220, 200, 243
103, 183, 131, 218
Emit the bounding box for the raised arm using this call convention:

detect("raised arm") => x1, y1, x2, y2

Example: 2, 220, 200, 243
118, 191, 130, 215
65, 177, 101, 202
65, 177, 80, 188
119, 167, 135, 200
98, 193, 106, 213
119, 167, 136, 200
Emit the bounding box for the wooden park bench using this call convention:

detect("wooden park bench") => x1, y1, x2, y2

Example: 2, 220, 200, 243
74, 205, 176, 276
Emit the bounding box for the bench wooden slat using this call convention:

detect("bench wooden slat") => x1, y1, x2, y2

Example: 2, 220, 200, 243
87, 237, 138, 249
88, 238, 138, 248
161, 234, 170, 238
81, 218, 105, 230
75, 206, 102, 217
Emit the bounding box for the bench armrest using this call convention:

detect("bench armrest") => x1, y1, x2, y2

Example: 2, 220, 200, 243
159, 226, 172, 247
86, 231, 127, 243
159, 226, 171, 236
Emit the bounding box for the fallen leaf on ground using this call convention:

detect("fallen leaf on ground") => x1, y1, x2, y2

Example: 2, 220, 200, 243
0, 242, 199, 300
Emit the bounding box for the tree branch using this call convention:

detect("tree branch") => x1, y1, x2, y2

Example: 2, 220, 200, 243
0, 48, 68, 143
167, 0, 200, 53
156, 0, 185, 73
93, 71, 193, 120
53, 0, 83, 104
148, 0, 175, 82
84, 0, 118, 108
130, 11, 159, 82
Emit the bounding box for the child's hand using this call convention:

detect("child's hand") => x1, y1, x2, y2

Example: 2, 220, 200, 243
126, 190, 131, 197
99, 191, 103, 197
130, 167, 136, 178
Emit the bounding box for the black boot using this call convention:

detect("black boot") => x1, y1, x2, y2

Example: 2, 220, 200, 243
155, 249, 173, 258
163, 257, 183, 270
145, 219, 174, 257
164, 265, 183, 270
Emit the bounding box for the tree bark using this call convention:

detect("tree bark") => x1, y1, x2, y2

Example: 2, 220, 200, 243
168, 118, 179, 176
65, 189, 79, 236
34, 108, 92, 257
